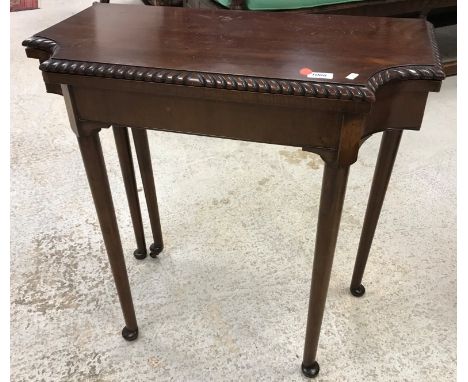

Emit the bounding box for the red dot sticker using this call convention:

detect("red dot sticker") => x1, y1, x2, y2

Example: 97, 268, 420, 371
299, 67, 313, 76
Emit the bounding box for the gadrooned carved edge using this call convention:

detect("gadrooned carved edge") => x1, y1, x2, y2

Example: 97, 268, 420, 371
23, 35, 444, 103
366, 65, 445, 93
22, 36, 58, 54
427, 20, 445, 75
366, 22, 445, 93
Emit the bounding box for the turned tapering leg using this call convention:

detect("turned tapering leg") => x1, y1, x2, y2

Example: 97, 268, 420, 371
349, 129, 403, 297
131, 128, 164, 258
302, 163, 350, 378
113, 125, 148, 260
78, 132, 139, 341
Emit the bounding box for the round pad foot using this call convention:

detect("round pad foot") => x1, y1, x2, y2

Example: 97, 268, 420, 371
133, 248, 147, 260
149, 243, 163, 258
301, 361, 320, 378
350, 284, 366, 297
122, 326, 138, 341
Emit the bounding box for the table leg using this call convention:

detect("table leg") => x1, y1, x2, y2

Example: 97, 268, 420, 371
302, 163, 349, 378
78, 132, 139, 341
113, 125, 148, 260
131, 128, 164, 258
349, 129, 403, 297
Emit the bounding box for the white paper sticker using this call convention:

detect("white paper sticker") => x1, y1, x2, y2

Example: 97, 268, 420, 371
307, 72, 334, 80
346, 73, 359, 80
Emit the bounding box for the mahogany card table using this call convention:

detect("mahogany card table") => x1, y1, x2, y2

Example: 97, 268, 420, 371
23, 3, 444, 378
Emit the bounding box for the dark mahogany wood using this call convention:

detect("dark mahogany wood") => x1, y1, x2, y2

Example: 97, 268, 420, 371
113, 125, 148, 260
181, 0, 456, 74
23, 3, 444, 377
23, 4, 444, 100
131, 128, 164, 257
72, 119, 139, 340
350, 129, 403, 296
63, 83, 139, 339
302, 163, 349, 377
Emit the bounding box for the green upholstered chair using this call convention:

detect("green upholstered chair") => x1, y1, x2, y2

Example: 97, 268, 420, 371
214, 0, 363, 11
181, 0, 455, 17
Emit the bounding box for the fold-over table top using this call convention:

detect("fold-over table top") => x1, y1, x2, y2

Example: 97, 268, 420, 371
23, 3, 444, 102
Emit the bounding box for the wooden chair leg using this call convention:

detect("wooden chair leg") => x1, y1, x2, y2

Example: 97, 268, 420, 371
350, 129, 403, 297
131, 128, 164, 258
77, 132, 139, 341
302, 163, 350, 378
113, 125, 148, 260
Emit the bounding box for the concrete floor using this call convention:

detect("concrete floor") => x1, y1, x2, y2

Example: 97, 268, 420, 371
11, 1, 457, 381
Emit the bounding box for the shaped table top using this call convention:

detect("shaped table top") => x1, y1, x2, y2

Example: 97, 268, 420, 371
23, 3, 444, 102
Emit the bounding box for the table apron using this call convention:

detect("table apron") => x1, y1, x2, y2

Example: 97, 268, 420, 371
69, 85, 347, 152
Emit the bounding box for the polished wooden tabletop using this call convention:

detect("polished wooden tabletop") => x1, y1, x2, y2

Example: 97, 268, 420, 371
23, 3, 443, 102
22, 3, 446, 378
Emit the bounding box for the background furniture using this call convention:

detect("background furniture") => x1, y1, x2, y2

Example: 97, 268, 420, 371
10, 0, 38, 11
100, 0, 155, 5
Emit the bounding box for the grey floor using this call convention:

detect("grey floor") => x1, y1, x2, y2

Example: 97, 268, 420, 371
11, 1, 457, 381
